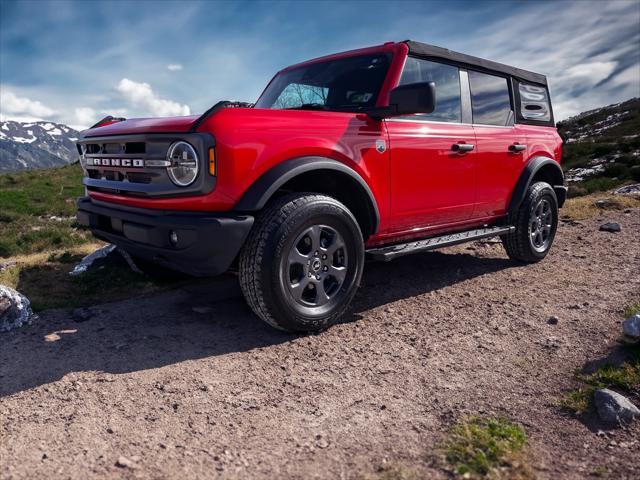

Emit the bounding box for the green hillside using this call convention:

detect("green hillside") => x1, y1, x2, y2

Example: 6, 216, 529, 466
557, 98, 640, 196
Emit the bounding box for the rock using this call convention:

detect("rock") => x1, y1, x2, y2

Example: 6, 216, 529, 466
594, 389, 640, 424
116, 456, 134, 468
622, 313, 640, 339
72, 307, 92, 323
0, 285, 38, 333
0, 260, 17, 272
548, 315, 559, 325
315, 435, 329, 449
594, 199, 617, 209
614, 183, 640, 195
69, 244, 116, 276
599, 222, 621, 233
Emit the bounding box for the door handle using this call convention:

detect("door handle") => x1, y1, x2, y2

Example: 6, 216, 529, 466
451, 143, 474, 153
509, 143, 527, 152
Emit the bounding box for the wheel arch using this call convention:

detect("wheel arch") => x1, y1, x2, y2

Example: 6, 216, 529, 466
234, 156, 380, 239
508, 156, 566, 217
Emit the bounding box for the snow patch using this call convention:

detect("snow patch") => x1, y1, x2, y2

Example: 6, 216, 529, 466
13, 136, 36, 144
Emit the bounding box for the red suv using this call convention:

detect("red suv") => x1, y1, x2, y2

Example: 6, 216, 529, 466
76, 41, 565, 332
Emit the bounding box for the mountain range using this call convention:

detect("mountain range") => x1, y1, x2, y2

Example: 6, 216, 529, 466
0, 121, 80, 173
557, 97, 639, 195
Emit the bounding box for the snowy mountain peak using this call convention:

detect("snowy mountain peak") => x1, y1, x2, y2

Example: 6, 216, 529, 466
0, 120, 80, 173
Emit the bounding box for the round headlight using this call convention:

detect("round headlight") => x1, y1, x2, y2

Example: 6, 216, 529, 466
167, 141, 199, 186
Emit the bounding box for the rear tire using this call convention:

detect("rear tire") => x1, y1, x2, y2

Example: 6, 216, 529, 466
502, 181, 558, 262
239, 193, 364, 332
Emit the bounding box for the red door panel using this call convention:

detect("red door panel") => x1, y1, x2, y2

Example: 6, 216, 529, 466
386, 119, 477, 230
472, 124, 528, 218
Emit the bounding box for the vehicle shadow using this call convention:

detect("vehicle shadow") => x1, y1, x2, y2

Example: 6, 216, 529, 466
350, 248, 515, 317
1, 247, 515, 398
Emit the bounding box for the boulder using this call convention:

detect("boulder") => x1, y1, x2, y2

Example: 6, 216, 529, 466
622, 313, 640, 339
614, 183, 640, 195
68, 244, 143, 276
599, 222, 621, 233
0, 285, 37, 333
594, 388, 640, 425
69, 244, 116, 276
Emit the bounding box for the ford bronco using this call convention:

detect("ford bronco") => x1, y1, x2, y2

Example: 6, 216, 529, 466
76, 41, 565, 332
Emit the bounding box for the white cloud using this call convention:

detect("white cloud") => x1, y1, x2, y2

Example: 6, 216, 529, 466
116, 78, 191, 117
611, 63, 640, 93
563, 62, 618, 86
73, 107, 98, 128
0, 89, 56, 121
167, 64, 183, 71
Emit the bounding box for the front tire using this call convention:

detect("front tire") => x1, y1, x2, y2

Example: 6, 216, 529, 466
502, 181, 558, 262
239, 193, 365, 332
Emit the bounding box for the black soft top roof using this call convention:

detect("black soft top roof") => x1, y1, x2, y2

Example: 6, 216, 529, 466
405, 41, 547, 86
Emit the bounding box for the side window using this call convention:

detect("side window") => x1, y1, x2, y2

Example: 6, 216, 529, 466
399, 57, 461, 123
518, 82, 551, 122
468, 71, 512, 126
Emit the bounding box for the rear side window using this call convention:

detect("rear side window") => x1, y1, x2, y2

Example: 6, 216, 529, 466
399, 57, 461, 123
468, 71, 512, 126
518, 82, 551, 122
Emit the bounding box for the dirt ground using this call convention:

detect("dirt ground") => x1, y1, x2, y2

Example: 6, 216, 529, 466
1, 209, 639, 480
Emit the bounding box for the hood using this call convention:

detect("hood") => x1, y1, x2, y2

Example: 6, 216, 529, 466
82, 115, 200, 137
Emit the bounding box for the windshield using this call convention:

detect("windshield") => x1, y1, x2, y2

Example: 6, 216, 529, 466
255, 53, 392, 111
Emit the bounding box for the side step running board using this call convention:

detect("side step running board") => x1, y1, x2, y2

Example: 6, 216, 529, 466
366, 226, 514, 262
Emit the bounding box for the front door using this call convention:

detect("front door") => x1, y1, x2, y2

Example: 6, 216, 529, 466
387, 57, 477, 231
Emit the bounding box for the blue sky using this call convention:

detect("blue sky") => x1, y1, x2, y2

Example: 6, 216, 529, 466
1, 0, 639, 129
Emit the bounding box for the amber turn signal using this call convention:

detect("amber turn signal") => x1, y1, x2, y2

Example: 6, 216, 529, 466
208, 147, 216, 175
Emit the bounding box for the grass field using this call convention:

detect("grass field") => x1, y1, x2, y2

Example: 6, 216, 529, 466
0, 164, 181, 310
0, 163, 93, 258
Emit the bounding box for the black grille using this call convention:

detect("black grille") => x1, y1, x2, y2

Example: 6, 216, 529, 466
85, 142, 146, 154
88, 169, 154, 184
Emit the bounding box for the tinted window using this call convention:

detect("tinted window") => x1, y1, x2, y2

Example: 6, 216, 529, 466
399, 57, 461, 123
255, 54, 391, 111
468, 71, 512, 126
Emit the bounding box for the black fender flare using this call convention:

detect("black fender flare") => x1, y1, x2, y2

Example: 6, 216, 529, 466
235, 156, 380, 234
508, 156, 566, 216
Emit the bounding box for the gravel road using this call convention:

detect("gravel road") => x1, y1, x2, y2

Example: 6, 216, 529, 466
1, 209, 639, 479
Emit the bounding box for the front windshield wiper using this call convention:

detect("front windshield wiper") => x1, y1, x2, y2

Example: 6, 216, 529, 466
285, 103, 368, 112
285, 103, 329, 111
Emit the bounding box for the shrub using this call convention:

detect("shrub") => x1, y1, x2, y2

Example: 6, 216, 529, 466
445, 417, 527, 477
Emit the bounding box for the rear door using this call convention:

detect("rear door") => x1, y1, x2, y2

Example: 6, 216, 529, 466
386, 57, 477, 231
468, 70, 528, 218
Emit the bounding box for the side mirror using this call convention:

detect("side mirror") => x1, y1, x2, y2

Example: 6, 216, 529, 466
369, 82, 436, 119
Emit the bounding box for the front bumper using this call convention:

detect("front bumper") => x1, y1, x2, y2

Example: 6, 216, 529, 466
76, 197, 254, 276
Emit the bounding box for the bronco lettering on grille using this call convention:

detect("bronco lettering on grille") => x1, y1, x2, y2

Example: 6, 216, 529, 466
87, 158, 145, 167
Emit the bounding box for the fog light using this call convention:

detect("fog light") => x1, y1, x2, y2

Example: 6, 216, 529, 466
169, 230, 179, 246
